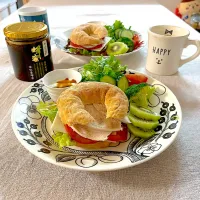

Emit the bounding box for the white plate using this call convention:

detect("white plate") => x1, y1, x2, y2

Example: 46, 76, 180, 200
53, 28, 144, 59
11, 68, 182, 171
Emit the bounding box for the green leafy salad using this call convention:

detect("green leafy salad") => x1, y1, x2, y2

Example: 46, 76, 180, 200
66, 20, 142, 56
81, 55, 126, 82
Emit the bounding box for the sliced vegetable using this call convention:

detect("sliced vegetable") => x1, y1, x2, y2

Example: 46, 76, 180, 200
105, 20, 125, 40
125, 83, 155, 108
100, 75, 116, 85
120, 30, 134, 39
130, 86, 155, 108
125, 83, 148, 99
65, 125, 97, 144
115, 29, 121, 39
52, 132, 76, 148
133, 34, 140, 45
117, 37, 134, 51
117, 75, 129, 91
125, 74, 148, 85
107, 123, 128, 142
36, 102, 58, 122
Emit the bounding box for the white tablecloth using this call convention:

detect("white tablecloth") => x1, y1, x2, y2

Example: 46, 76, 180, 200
0, 1, 200, 200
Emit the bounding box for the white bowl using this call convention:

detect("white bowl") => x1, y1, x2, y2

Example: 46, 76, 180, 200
42, 69, 82, 102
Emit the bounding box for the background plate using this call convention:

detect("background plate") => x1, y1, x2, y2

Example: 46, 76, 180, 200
53, 28, 144, 60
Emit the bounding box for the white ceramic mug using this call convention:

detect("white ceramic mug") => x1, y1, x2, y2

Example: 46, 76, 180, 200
146, 25, 200, 75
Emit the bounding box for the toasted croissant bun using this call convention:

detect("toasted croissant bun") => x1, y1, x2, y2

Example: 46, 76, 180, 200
70, 23, 108, 46
76, 141, 111, 149
57, 82, 129, 126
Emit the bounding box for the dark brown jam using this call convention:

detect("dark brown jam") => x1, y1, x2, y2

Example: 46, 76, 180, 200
6, 36, 54, 81
4, 22, 54, 82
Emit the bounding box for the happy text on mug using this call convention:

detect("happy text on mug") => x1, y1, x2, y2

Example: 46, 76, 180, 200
152, 46, 171, 56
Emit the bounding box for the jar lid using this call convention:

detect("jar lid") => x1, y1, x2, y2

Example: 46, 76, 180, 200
3, 22, 48, 39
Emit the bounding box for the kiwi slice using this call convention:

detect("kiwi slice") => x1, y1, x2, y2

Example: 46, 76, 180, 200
106, 42, 128, 56
130, 103, 161, 121
128, 114, 159, 130
127, 124, 155, 139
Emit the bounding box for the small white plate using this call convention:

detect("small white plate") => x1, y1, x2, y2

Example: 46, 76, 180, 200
11, 68, 182, 171
53, 27, 144, 59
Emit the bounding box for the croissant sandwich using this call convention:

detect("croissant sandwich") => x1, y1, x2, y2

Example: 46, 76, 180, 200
67, 23, 111, 55
51, 82, 129, 149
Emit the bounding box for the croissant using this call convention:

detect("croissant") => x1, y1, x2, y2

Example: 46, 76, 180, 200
70, 23, 108, 46
57, 82, 129, 126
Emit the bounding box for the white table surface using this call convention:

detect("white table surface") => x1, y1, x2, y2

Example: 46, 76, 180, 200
0, 1, 200, 200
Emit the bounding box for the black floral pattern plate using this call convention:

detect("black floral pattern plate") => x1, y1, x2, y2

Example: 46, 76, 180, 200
11, 68, 182, 171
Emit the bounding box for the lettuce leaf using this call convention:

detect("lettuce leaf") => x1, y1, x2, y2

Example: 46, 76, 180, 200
105, 20, 125, 40
81, 56, 126, 81
68, 47, 102, 56
36, 102, 58, 122
52, 132, 76, 148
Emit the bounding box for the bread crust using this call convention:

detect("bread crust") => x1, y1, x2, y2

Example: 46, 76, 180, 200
70, 23, 108, 46
57, 82, 129, 126
76, 141, 110, 149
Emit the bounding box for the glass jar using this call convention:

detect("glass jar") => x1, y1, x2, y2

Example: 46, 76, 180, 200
3, 22, 54, 82
191, 13, 200, 33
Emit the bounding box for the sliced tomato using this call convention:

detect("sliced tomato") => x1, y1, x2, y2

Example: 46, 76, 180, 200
132, 34, 144, 50
107, 123, 128, 142
133, 34, 140, 44
125, 74, 148, 85
70, 41, 80, 48
65, 123, 128, 144
65, 125, 97, 144
70, 41, 103, 50
87, 43, 103, 50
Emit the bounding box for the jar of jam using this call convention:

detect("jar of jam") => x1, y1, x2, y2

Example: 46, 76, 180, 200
3, 22, 54, 81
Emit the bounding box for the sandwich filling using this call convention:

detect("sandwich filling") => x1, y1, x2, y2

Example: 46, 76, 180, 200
51, 104, 123, 141
68, 37, 111, 52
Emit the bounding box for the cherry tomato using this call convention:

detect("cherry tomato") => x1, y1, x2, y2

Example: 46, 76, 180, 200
133, 34, 144, 50
125, 74, 148, 85
107, 123, 128, 142
65, 125, 97, 144
133, 34, 140, 44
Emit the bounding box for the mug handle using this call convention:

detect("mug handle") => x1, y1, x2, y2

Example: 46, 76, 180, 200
180, 39, 200, 67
